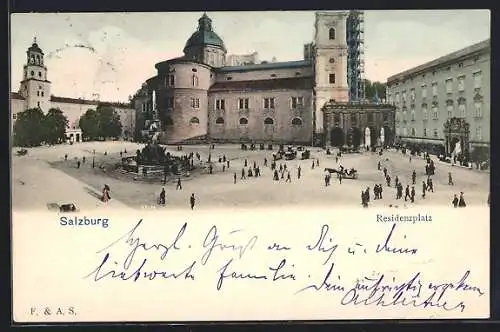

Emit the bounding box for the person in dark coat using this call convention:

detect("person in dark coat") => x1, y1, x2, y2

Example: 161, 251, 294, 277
422, 181, 427, 198
241, 168, 246, 180
176, 177, 182, 190
379, 184, 383, 199
273, 170, 279, 181
452, 194, 459, 207
405, 185, 410, 201
410, 186, 416, 203
234, 172, 237, 184
190, 193, 196, 210
448, 172, 454, 186
297, 166, 301, 179
412, 170, 416, 185
458, 192, 466, 207
159, 188, 166, 205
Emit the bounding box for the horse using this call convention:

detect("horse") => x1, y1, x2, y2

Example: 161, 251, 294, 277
324, 167, 339, 174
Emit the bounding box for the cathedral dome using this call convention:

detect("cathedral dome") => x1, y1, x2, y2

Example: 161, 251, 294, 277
183, 13, 226, 53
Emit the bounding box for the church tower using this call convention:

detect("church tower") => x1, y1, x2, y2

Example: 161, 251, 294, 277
19, 37, 51, 112
313, 11, 349, 137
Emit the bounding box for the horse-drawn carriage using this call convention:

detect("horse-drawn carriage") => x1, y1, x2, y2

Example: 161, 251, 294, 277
16, 149, 28, 156
47, 202, 79, 212
301, 149, 311, 160
324, 167, 358, 179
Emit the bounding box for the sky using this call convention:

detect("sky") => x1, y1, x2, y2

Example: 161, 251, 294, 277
10, 10, 490, 103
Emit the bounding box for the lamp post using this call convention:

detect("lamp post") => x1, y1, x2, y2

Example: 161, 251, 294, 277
92, 150, 95, 168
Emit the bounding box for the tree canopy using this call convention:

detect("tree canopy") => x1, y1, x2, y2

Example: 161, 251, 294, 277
364, 79, 387, 102
79, 104, 122, 140
13, 107, 68, 147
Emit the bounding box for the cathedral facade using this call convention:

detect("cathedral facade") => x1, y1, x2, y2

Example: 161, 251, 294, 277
133, 11, 378, 146
10, 39, 136, 143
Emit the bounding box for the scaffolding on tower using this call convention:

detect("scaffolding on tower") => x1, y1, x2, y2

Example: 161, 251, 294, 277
346, 10, 366, 103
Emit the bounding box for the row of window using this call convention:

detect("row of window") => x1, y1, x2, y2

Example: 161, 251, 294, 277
181, 117, 305, 126
157, 96, 306, 111
396, 102, 483, 122
332, 112, 390, 123
390, 56, 482, 86
164, 74, 198, 88
25, 70, 43, 78
389, 71, 483, 103
396, 126, 483, 140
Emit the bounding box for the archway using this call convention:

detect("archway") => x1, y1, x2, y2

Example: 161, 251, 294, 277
451, 137, 460, 154
330, 127, 344, 147
379, 127, 385, 146
349, 127, 362, 148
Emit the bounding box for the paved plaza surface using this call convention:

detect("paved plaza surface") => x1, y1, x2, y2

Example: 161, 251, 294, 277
12, 141, 490, 211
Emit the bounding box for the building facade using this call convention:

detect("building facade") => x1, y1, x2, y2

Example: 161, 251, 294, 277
11, 38, 136, 143
134, 11, 376, 146
387, 39, 490, 160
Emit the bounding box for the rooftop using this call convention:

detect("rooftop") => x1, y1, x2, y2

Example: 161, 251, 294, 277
210, 77, 314, 92
50, 95, 132, 108
218, 60, 312, 73
387, 39, 490, 83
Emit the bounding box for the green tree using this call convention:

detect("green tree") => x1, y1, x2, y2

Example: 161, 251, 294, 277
364, 79, 387, 101
44, 108, 68, 144
96, 104, 122, 139
13, 108, 46, 147
79, 109, 99, 141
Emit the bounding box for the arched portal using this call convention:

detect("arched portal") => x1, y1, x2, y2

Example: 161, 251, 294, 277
349, 127, 362, 148
330, 127, 344, 147
364, 127, 371, 147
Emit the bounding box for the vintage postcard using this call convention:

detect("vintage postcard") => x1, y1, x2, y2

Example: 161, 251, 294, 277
11, 10, 490, 322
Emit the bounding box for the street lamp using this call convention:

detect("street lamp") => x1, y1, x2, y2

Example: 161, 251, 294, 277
92, 150, 95, 168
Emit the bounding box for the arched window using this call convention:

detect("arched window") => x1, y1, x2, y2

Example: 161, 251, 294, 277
411, 128, 416, 136
38, 71, 42, 77
264, 117, 274, 125
36, 55, 40, 64
30, 71, 34, 76
192, 75, 198, 87
215, 117, 224, 124
239, 117, 248, 125
329, 28, 336, 40
291, 117, 303, 126
190, 117, 200, 124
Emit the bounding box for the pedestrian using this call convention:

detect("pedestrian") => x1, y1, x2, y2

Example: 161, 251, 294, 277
273, 169, 279, 181
452, 194, 459, 208
395, 176, 399, 188
338, 172, 342, 184
241, 168, 246, 180
412, 170, 416, 185
209, 164, 213, 174
159, 188, 166, 206
190, 193, 196, 210
234, 172, 237, 184
77, 160, 81, 169
227, 160, 230, 168
427, 177, 434, 192
405, 185, 410, 201
383, 167, 387, 177
324, 174, 329, 187
377, 161, 381, 170
64, 154, 68, 161
253, 161, 257, 169
410, 186, 415, 203
379, 184, 383, 199
244, 159, 248, 167
82, 156, 86, 163
222, 164, 226, 172
365, 187, 370, 203
176, 177, 182, 190
223, 155, 226, 163
316, 159, 319, 167
458, 192, 466, 207
312, 161, 315, 169
298, 166, 301, 179
120, 151, 123, 158
373, 185, 379, 199
422, 181, 427, 198
448, 172, 454, 186
264, 158, 268, 167
386, 175, 391, 187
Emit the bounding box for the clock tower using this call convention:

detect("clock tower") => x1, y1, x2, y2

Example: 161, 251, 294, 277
313, 11, 349, 136
19, 37, 52, 112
